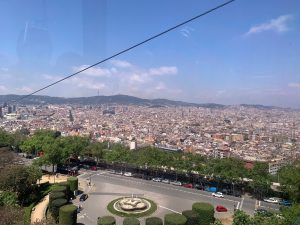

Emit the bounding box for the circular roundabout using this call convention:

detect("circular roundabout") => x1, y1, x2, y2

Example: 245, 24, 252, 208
107, 196, 157, 218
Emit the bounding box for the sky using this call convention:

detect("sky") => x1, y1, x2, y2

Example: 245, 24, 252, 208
0, 0, 300, 108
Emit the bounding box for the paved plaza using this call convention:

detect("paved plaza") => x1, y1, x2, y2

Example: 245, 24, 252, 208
73, 170, 280, 225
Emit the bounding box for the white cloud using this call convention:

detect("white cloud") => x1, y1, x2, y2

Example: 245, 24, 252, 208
179, 26, 194, 38
72, 77, 106, 90
73, 65, 114, 77
0, 85, 7, 92
148, 66, 178, 76
155, 82, 166, 91
288, 82, 300, 88
244, 14, 293, 36
110, 59, 132, 68
16, 86, 33, 93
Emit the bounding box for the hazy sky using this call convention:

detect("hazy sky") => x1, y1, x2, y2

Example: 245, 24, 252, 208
0, 0, 300, 108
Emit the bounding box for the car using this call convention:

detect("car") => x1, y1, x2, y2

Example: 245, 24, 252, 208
79, 194, 88, 201
263, 197, 279, 204
152, 177, 162, 182
170, 181, 182, 186
115, 171, 123, 175
183, 183, 193, 188
216, 205, 228, 212
90, 166, 97, 171
212, 192, 224, 198
161, 179, 170, 184
107, 169, 115, 174
194, 184, 204, 190
124, 172, 133, 177
279, 200, 292, 207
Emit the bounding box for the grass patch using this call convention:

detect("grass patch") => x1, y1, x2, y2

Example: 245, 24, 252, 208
107, 197, 157, 218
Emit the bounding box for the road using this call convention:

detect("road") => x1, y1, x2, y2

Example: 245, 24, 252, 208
75, 170, 279, 225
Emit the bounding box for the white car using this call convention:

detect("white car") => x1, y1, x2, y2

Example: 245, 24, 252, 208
170, 181, 182, 186
124, 172, 133, 177
161, 179, 170, 184
212, 192, 224, 198
152, 177, 162, 182
263, 197, 279, 204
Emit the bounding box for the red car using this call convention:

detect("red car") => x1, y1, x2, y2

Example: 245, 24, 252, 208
183, 183, 193, 188
216, 205, 228, 212
90, 166, 97, 171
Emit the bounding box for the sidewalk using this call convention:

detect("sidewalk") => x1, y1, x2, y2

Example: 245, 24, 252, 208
31, 175, 69, 224
31, 195, 49, 224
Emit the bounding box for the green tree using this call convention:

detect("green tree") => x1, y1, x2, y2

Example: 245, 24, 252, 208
233, 210, 251, 225
279, 161, 300, 203
0, 165, 42, 203
0, 129, 13, 147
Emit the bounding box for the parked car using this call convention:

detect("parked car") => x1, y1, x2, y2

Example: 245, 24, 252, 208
183, 183, 193, 188
124, 172, 133, 177
212, 192, 224, 198
263, 197, 279, 204
194, 184, 204, 190
80, 194, 88, 201
279, 200, 292, 207
170, 181, 182, 186
107, 169, 115, 174
216, 205, 228, 212
90, 166, 97, 171
161, 179, 170, 184
152, 177, 162, 182
115, 171, 123, 175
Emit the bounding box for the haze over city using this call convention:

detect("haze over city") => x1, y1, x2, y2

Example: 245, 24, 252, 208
1, 0, 300, 108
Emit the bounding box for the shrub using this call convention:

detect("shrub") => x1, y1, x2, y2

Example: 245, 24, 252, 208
182, 210, 199, 225
192, 202, 215, 225
145, 217, 163, 225
58, 182, 71, 200
51, 185, 67, 193
97, 216, 116, 225
123, 217, 140, 225
164, 213, 187, 225
50, 198, 68, 221
67, 177, 78, 192
59, 204, 77, 225
49, 192, 65, 205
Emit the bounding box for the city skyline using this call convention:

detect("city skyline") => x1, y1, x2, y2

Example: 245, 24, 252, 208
1, 0, 300, 108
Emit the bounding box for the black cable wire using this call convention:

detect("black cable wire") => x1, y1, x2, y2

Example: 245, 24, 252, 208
16, 0, 235, 102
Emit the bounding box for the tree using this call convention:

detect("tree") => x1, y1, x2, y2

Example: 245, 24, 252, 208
279, 161, 300, 203
0, 165, 42, 204
85, 142, 105, 163
0, 206, 24, 225
60, 136, 89, 159
233, 210, 251, 225
0, 129, 13, 147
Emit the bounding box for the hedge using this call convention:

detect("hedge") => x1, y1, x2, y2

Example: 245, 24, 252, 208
59, 204, 77, 225
192, 202, 215, 225
49, 191, 65, 205
67, 177, 78, 192
164, 213, 187, 225
50, 198, 68, 221
145, 217, 163, 225
97, 216, 116, 225
58, 182, 71, 200
51, 185, 67, 194
123, 217, 140, 225
182, 210, 199, 225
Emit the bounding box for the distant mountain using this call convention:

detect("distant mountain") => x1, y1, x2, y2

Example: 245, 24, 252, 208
0, 94, 225, 108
